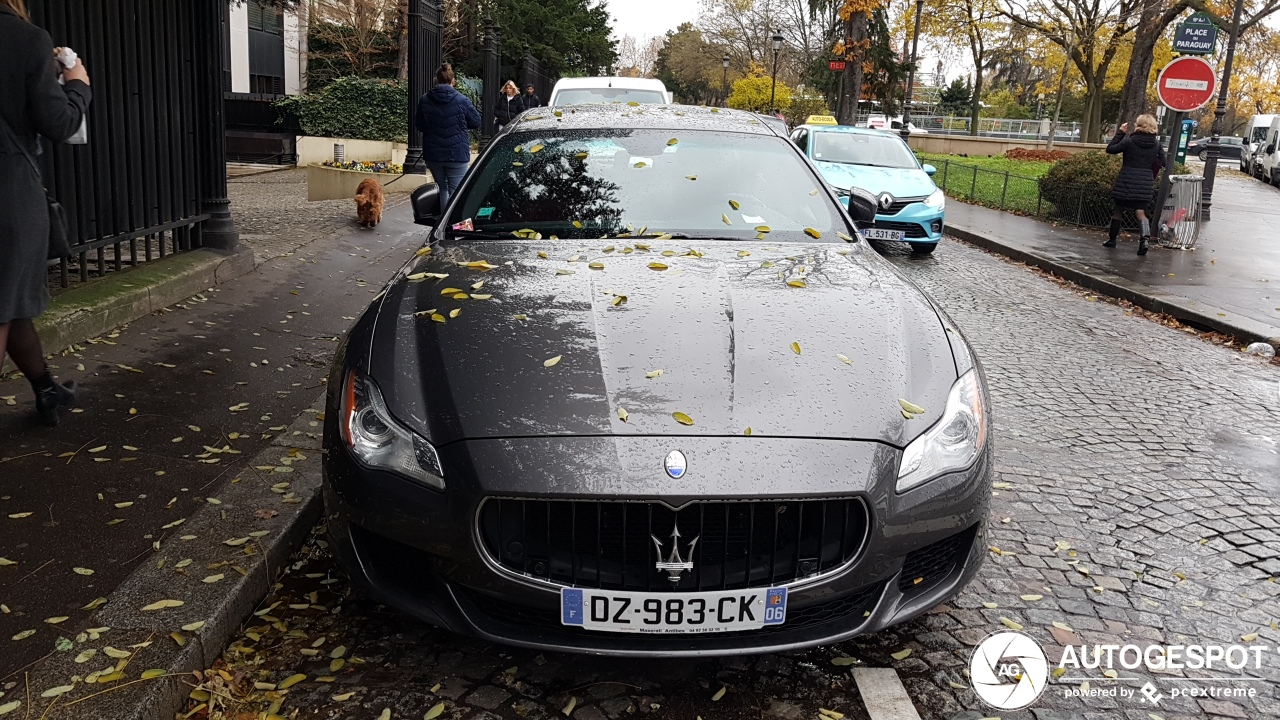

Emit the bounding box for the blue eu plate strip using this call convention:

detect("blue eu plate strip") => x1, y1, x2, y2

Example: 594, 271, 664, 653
561, 588, 584, 625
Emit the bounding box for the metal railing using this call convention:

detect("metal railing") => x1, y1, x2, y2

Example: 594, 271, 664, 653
928, 158, 1149, 230
856, 114, 1084, 141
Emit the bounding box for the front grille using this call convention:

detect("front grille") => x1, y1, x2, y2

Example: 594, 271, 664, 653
898, 524, 979, 594
478, 498, 869, 592
458, 581, 884, 639
858, 220, 929, 238
882, 197, 927, 215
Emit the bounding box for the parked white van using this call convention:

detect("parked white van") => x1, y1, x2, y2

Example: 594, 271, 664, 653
547, 77, 673, 107
1255, 116, 1280, 184
1243, 113, 1276, 175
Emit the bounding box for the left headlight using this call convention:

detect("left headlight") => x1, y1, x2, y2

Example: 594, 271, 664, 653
923, 188, 945, 208
896, 369, 987, 493
340, 368, 445, 491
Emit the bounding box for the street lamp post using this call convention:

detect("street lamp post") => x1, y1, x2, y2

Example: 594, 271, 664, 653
722, 55, 731, 107
1201, 0, 1246, 220
769, 31, 783, 114
899, 0, 924, 140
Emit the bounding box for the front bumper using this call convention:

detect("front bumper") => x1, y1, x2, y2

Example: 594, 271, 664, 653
842, 198, 944, 244
322, 429, 991, 657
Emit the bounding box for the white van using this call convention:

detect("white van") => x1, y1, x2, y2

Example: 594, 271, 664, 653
548, 77, 673, 107
1256, 116, 1280, 184
1243, 113, 1276, 175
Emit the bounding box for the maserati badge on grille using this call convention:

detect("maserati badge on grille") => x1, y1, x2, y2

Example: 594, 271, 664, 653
664, 450, 687, 479
652, 525, 699, 582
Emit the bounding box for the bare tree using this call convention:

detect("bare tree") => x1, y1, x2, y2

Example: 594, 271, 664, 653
308, 0, 403, 80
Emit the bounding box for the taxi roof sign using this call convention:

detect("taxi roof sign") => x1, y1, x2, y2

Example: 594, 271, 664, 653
806, 115, 839, 126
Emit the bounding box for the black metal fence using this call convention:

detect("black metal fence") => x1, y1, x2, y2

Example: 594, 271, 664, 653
30, 0, 220, 289
928, 158, 1149, 229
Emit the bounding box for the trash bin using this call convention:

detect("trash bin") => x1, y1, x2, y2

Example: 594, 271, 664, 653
1157, 174, 1203, 249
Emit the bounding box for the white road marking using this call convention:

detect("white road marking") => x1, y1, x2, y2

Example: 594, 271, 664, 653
853, 667, 924, 720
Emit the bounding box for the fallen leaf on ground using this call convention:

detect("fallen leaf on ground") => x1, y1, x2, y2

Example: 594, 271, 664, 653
711, 686, 726, 701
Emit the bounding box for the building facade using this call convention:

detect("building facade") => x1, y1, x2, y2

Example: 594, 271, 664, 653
224, 0, 305, 163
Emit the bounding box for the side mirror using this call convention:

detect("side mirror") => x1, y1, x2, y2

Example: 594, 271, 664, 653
840, 186, 878, 223
410, 184, 442, 226
1268, 144, 1276, 155
922, 163, 937, 176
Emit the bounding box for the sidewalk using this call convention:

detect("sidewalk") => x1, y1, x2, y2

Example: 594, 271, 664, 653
945, 169, 1280, 348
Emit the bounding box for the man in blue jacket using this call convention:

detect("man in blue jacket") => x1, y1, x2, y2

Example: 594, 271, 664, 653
415, 64, 481, 208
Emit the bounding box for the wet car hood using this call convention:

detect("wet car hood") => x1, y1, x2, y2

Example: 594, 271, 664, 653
812, 161, 937, 200
367, 239, 957, 448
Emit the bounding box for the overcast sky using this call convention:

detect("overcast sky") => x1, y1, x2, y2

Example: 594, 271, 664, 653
605, 0, 699, 42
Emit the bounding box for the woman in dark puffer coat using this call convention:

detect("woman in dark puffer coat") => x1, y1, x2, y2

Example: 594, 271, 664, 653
1105, 113, 1166, 256
415, 63, 481, 209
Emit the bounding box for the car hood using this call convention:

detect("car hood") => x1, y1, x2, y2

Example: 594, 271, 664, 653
813, 161, 937, 200
367, 240, 958, 448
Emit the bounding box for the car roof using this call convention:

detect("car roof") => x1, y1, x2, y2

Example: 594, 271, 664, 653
551, 77, 667, 91
508, 104, 785, 137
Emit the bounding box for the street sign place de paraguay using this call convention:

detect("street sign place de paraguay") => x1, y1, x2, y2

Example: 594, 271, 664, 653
1173, 11, 1218, 55
1156, 56, 1217, 112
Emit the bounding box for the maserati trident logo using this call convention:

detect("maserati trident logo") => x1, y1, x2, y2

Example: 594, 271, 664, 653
652, 525, 699, 583
664, 450, 687, 479
878, 192, 894, 210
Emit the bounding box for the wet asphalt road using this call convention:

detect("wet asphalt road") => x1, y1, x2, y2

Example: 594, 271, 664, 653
187, 237, 1280, 720
0, 205, 423, 678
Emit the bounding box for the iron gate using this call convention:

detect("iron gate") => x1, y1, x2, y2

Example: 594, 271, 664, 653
28, 0, 220, 289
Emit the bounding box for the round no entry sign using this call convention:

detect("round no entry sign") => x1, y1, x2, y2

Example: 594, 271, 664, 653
1156, 56, 1217, 112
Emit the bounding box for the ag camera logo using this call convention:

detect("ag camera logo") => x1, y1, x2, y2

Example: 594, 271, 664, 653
970, 631, 1050, 710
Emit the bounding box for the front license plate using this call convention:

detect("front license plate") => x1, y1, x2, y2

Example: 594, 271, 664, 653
561, 587, 787, 634
862, 228, 906, 241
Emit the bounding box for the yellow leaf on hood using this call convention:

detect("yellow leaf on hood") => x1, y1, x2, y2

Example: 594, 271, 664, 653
589, 261, 605, 269
431, 313, 446, 323
728, 200, 740, 210
672, 412, 694, 426
530, 144, 545, 153
737, 250, 751, 258
645, 369, 664, 378
899, 399, 926, 415
648, 262, 668, 270
544, 355, 562, 367
667, 138, 679, 146
449, 308, 461, 319
73, 567, 94, 575
804, 228, 821, 239
711, 686, 726, 701
837, 354, 852, 365
744, 427, 752, 436
721, 214, 732, 225
787, 279, 806, 288
617, 407, 629, 422
790, 341, 801, 355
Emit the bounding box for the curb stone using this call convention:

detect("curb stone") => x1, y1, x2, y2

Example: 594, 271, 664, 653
946, 223, 1280, 350
4, 246, 256, 376
17, 393, 327, 720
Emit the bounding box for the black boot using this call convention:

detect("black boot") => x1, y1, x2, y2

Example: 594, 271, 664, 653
1103, 219, 1119, 248
1137, 236, 1149, 256
30, 372, 77, 426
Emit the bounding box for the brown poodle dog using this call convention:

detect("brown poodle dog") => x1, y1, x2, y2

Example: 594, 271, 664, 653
355, 178, 384, 227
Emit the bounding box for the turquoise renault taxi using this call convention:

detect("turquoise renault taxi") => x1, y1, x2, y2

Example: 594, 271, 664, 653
790, 115, 944, 254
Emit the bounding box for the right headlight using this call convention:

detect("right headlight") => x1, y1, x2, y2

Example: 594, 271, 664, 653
340, 368, 445, 491
923, 188, 946, 208
896, 369, 987, 493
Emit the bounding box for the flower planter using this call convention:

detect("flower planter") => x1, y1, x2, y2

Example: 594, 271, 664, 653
306, 164, 432, 202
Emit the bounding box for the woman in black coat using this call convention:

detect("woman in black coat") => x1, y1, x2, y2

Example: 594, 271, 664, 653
1105, 113, 1166, 256
494, 80, 524, 131
0, 0, 91, 425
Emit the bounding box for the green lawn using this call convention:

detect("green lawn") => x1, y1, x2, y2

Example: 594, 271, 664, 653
916, 152, 1053, 215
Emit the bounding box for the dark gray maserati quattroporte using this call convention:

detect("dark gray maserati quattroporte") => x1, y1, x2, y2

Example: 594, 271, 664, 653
322, 105, 992, 656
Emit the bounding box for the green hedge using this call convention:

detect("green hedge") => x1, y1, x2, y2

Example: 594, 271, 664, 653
276, 77, 408, 142
1038, 150, 1187, 227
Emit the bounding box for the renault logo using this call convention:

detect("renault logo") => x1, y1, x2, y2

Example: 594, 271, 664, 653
652, 525, 699, 582
664, 450, 687, 479
878, 192, 894, 210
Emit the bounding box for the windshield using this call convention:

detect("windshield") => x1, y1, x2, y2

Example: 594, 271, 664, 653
1253, 126, 1270, 143
811, 132, 919, 169
552, 89, 667, 106
447, 129, 846, 243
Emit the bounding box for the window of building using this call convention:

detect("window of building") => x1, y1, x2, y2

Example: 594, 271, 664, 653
246, 1, 282, 35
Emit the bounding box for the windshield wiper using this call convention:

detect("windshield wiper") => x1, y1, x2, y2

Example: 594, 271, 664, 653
447, 229, 526, 239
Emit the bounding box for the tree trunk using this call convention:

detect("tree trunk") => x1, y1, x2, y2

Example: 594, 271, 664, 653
1115, 4, 1163, 131
969, 68, 982, 136
397, 0, 409, 82
837, 12, 867, 125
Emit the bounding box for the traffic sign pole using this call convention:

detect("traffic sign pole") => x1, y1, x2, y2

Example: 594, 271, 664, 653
1153, 56, 1218, 228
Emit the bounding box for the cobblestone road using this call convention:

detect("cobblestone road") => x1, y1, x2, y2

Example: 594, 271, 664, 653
195, 238, 1280, 720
